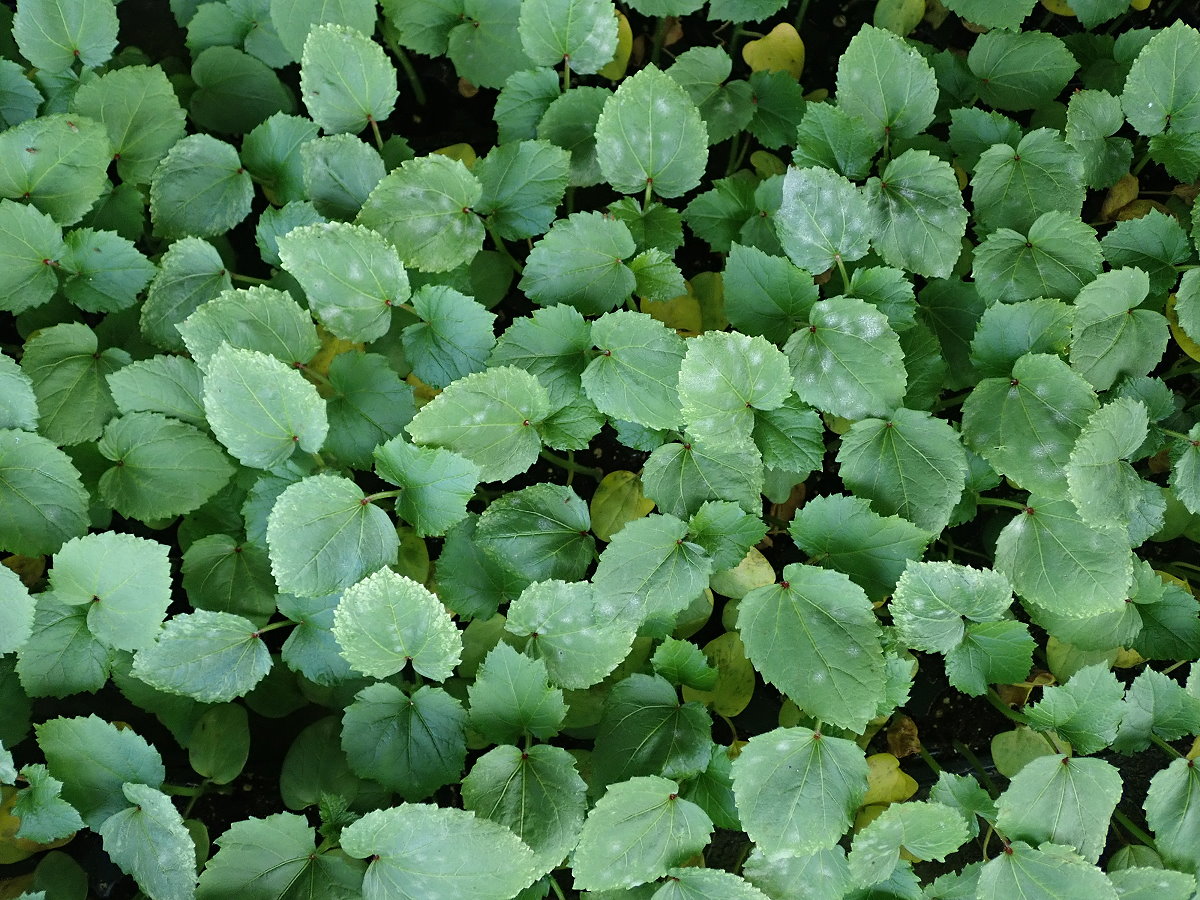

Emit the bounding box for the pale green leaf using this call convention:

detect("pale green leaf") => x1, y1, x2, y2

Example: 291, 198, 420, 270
132, 610, 272, 702
968, 298, 1073, 380
752, 395, 825, 476
179, 285, 320, 372
972, 209, 1102, 303
865, 149, 967, 279
302, 133, 385, 219
242, 113, 320, 206
945, 620, 1036, 697
519, 211, 637, 316
12, 764, 83, 843
938, 0, 1036, 32
341, 804, 540, 900
374, 435, 478, 538
150, 134, 254, 239
1145, 756, 1200, 875
300, 24, 398, 134
972, 129, 1086, 236
140, 238, 233, 352
59, 228, 156, 314
0, 351, 39, 432
0, 565, 34, 655
595, 64, 708, 199
1114, 667, 1200, 753
1024, 664, 1125, 756
977, 842, 1117, 900
468, 642, 566, 743
489, 304, 591, 407
0, 200, 64, 314
969, 30, 1078, 111
653, 868, 770, 900
1071, 268, 1168, 392
98, 783, 197, 900
14, 0, 118, 70
890, 560, 1015, 654
15, 595, 112, 698
572, 776, 712, 893
279, 592, 354, 686
332, 567, 462, 681
686, 501, 768, 571
1065, 90, 1133, 189
835, 24, 937, 141
475, 139, 571, 241
518, 0, 618, 75
642, 438, 764, 520
270, 0, 378, 61
476, 482, 594, 584
776, 166, 873, 275
1121, 21, 1200, 136
1101, 211, 1193, 298
401, 286, 496, 388
446, 0, 535, 90
581, 310, 686, 430
678, 331, 790, 445
495, 67, 560, 144
848, 801, 968, 886
722, 243, 818, 343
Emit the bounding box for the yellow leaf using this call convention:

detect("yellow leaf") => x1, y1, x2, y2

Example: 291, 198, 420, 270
405, 372, 441, 406
1100, 173, 1139, 221
641, 288, 702, 334
854, 802, 889, 832
681, 631, 756, 717
750, 150, 787, 179
874, 0, 927, 35
1113, 647, 1147, 668
742, 23, 805, 80
306, 325, 362, 377
433, 143, 477, 168
589, 470, 655, 541
690, 271, 727, 331
709, 547, 775, 599
862, 753, 918, 806
1155, 568, 1193, 594
0, 786, 74, 865
598, 12, 633, 81
1040, 0, 1076, 15
991, 727, 1070, 778
1115, 198, 1172, 220
1130, 0, 1150, 9
1, 555, 44, 589
1167, 293, 1200, 363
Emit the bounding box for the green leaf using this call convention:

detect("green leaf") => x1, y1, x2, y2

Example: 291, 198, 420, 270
938, 0, 1036, 32
178, 285, 320, 371
357, 154, 483, 273
995, 495, 1133, 618
279, 592, 354, 685
573, 775, 712, 893
132, 609, 272, 702
666, 53, 750, 148
447, 0, 535, 90
13, 0, 117, 71
341, 803, 540, 900
1145, 756, 1200, 875
49, 531, 170, 652
929, 772, 997, 838
332, 567, 461, 681
1172, 424, 1200, 516
190, 46, 296, 135
651, 868, 769, 900
961, 353, 1098, 498
721, 243, 817, 343
435, 513, 526, 620
537, 85, 608, 188
0, 115, 109, 227
257, 201, 327, 265
890, 561, 1015, 654
21, 322, 128, 446
59, 228, 155, 314
591, 514, 714, 631
790, 102, 877, 182
242, 114, 320, 206
0, 58, 41, 130
140, 237, 233, 352
36, 714, 164, 827
752, 394, 825, 476
977, 842, 1118, 900
1101, 211, 1194, 298
642, 438, 764, 520
202, 344, 327, 470
0, 564, 34, 655
302, 133, 385, 220
381, 0, 462, 57
505, 579, 638, 689
0, 200, 65, 315
197, 812, 364, 899
630, 248, 686, 303
520, 211, 637, 316
15, 595, 112, 697
266, 473, 399, 598
595, 64, 708, 199
678, 331, 790, 446
1121, 21, 1200, 136
945, 620, 1036, 697
789, 493, 930, 601
738, 563, 885, 733
1025, 664, 1125, 756
592, 673, 712, 789
374, 435, 478, 538
776, 166, 873, 275
280, 715, 389, 812
97, 412, 234, 522
683, 175, 756, 254
401, 286, 496, 388
468, 642, 566, 743
462, 743, 587, 877
581, 310, 686, 430
518, 0, 618, 75
783, 296, 907, 420
150, 134, 254, 239
188, 703, 250, 784
609, 199, 685, 255
300, 24, 398, 134
341, 681, 466, 800
1065, 90, 1133, 189
495, 67, 560, 144
968, 30, 1078, 111
653, 638, 718, 691
98, 783, 197, 900
835, 24, 937, 142
732, 725, 867, 859
997, 755, 1122, 863
475, 140, 570, 241
848, 801, 968, 886
476, 482, 594, 584
1148, 131, 1200, 182
0, 354, 36, 430
313, 352, 415, 467
947, 107, 1021, 174
489, 304, 591, 407
270, 0, 378, 61
972, 129, 1086, 236
1114, 667, 1200, 753
1067, 398, 1165, 544
687, 501, 769, 572
12, 764, 83, 843
279, 222, 409, 344
836, 408, 967, 533
968, 298, 1073, 380
406, 366, 549, 482
864, 149, 966, 279
182, 533, 276, 621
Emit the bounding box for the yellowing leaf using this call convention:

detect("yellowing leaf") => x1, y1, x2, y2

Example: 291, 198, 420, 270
590, 470, 655, 541
991, 727, 1070, 778
1112, 648, 1146, 668
641, 286, 702, 334
862, 753, 918, 805
1167, 294, 1200, 363
673, 588, 714, 639
709, 547, 775, 599
434, 143, 477, 168
1155, 568, 1193, 594
2, 555, 44, 589
1100, 173, 1139, 221
681, 631, 756, 717
405, 372, 442, 406
742, 23, 805, 80
690, 271, 727, 331
1130, 0, 1150, 9
1114, 198, 1173, 220
874, 0, 927, 35
1040, 0, 1076, 15
854, 802, 889, 831
306, 325, 362, 377
598, 12, 633, 81
750, 151, 787, 178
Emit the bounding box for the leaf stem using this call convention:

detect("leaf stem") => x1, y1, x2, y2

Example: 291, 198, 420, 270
368, 116, 385, 152
485, 219, 524, 275
389, 42, 427, 107
643, 178, 654, 212
651, 17, 669, 66
548, 875, 568, 900
1176, 263, 1200, 271
1113, 808, 1158, 850
1149, 734, 1184, 759
363, 488, 404, 504
834, 254, 849, 294
917, 743, 942, 775
1157, 427, 1196, 442
976, 496, 1028, 511
293, 363, 335, 391
794, 0, 812, 31
985, 688, 1029, 725
539, 449, 603, 481
161, 784, 205, 797
951, 739, 1001, 797
562, 59, 571, 92
253, 619, 294, 636
230, 272, 272, 285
